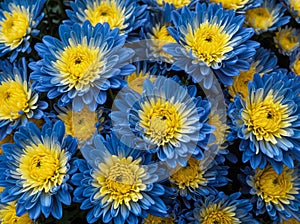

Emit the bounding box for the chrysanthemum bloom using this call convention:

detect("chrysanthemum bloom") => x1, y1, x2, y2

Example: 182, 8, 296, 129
228, 72, 300, 173
0, 0, 46, 62
290, 49, 300, 76
111, 76, 214, 168
228, 47, 279, 100
208, 0, 263, 12
245, 0, 290, 34
246, 164, 300, 221
169, 156, 228, 199
0, 201, 32, 223
274, 26, 300, 56
30, 21, 135, 111
71, 134, 168, 224
188, 192, 258, 223
64, 0, 147, 34
0, 121, 78, 220
0, 59, 47, 140
56, 105, 98, 144
164, 3, 259, 88
283, 0, 300, 24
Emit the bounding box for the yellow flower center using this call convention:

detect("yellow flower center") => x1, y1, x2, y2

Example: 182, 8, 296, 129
228, 63, 258, 99
290, 0, 300, 16
169, 158, 207, 189
208, 113, 228, 147
84, 0, 126, 29
275, 29, 299, 52
254, 166, 295, 204
126, 72, 156, 94
156, 0, 191, 8
281, 218, 300, 224
0, 201, 32, 224
54, 42, 104, 91
0, 79, 31, 121
292, 59, 300, 75
0, 5, 29, 49
200, 204, 240, 224
139, 99, 182, 146
245, 8, 274, 31
209, 0, 250, 10
18, 143, 68, 193
242, 92, 292, 144
185, 21, 232, 66
58, 105, 97, 143
93, 156, 146, 209
143, 214, 174, 224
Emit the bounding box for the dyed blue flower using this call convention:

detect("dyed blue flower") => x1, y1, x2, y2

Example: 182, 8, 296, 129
30, 21, 135, 111
208, 0, 263, 13
111, 76, 214, 168
245, 0, 290, 34
70, 134, 168, 224
228, 71, 300, 173
0, 0, 46, 62
282, 0, 300, 24
0, 120, 78, 220
64, 0, 148, 35
0, 58, 47, 140
163, 2, 259, 88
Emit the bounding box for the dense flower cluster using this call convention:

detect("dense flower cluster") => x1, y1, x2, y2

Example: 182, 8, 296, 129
0, 0, 300, 223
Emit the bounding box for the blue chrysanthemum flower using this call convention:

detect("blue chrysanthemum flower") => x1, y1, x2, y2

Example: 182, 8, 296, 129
246, 164, 300, 221
282, 0, 300, 24
0, 58, 48, 140
0, 120, 78, 220
70, 134, 168, 224
186, 192, 259, 223
274, 26, 300, 56
64, 0, 147, 35
29, 21, 135, 111
169, 153, 229, 200
245, 0, 290, 34
228, 47, 281, 100
208, 0, 263, 13
228, 71, 300, 173
290, 49, 300, 76
163, 2, 259, 88
0, 0, 46, 62
111, 76, 214, 168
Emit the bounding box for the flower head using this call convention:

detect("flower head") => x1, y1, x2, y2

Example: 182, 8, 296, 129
290, 49, 300, 76
0, 201, 32, 224
228, 47, 279, 100
188, 192, 258, 223
164, 2, 259, 88
0, 0, 46, 62
274, 26, 300, 56
111, 76, 214, 168
283, 0, 300, 24
64, 0, 147, 34
209, 0, 263, 12
247, 164, 300, 221
71, 134, 167, 224
0, 58, 47, 140
0, 121, 78, 220
245, 0, 290, 34
228, 71, 300, 173
30, 21, 135, 111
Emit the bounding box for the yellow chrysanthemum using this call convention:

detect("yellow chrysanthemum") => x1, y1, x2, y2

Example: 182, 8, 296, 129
292, 58, 300, 75
185, 21, 232, 66
0, 201, 32, 224
274, 26, 299, 55
245, 7, 274, 32
156, 0, 191, 8
0, 4, 29, 49
84, 0, 126, 29
210, 0, 250, 10
0, 75, 36, 121
17, 142, 68, 194
126, 71, 156, 94
92, 155, 147, 209
253, 165, 295, 204
208, 112, 228, 148
290, 0, 300, 16
58, 105, 97, 143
